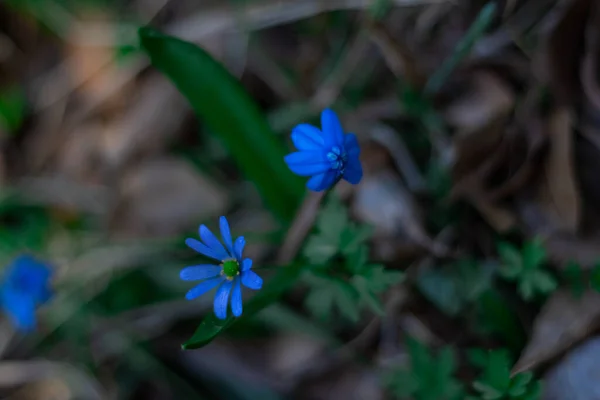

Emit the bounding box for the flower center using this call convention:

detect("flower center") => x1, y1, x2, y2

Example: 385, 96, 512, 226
222, 259, 240, 279
326, 146, 348, 174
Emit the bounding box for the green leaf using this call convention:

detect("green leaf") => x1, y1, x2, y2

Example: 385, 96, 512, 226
417, 268, 463, 316
531, 270, 557, 294
138, 27, 304, 223
305, 286, 335, 321
385, 369, 419, 398
345, 244, 368, 274
498, 242, 522, 278
456, 259, 494, 301
522, 238, 546, 270
591, 262, 600, 292
471, 348, 541, 400
340, 224, 373, 255
332, 280, 360, 322
315, 193, 348, 243
498, 239, 556, 301
303, 234, 338, 264
475, 290, 526, 351
182, 263, 304, 349
391, 338, 464, 400
563, 261, 585, 298
0, 87, 26, 134
352, 275, 385, 316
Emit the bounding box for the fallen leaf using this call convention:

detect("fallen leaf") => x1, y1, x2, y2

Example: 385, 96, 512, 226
534, 108, 580, 234
111, 157, 229, 236
444, 70, 515, 135
541, 233, 600, 269
353, 169, 449, 256
512, 289, 600, 374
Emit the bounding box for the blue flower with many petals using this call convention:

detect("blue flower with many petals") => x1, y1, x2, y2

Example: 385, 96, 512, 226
181, 216, 263, 319
284, 108, 363, 191
0, 255, 53, 332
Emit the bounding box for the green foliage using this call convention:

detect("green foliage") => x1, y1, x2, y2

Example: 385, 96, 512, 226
497, 239, 557, 301
562, 261, 586, 298
182, 263, 304, 350
560, 260, 600, 296
139, 27, 304, 224
385, 338, 465, 400
474, 290, 526, 351
417, 258, 494, 316
468, 349, 541, 400
0, 87, 26, 135
591, 262, 600, 292
303, 195, 403, 322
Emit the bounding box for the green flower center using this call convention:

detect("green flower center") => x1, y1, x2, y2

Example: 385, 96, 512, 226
222, 259, 240, 278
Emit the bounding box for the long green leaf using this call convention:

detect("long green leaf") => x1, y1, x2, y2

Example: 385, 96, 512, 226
182, 263, 304, 349
138, 27, 304, 223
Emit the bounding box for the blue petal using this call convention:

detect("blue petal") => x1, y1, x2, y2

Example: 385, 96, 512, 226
242, 258, 253, 271
1, 290, 36, 332
37, 286, 52, 304
185, 238, 222, 261
219, 216, 234, 257
321, 109, 344, 148
343, 164, 363, 184
344, 133, 360, 158
6, 255, 52, 295
214, 280, 233, 320
241, 270, 263, 290
199, 225, 230, 261
230, 279, 243, 317
291, 124, 325, 150
180, 265, 222, 281
233, 237, 245, 262
306, 170, 338, 192
284, 152, 330, 176
185, 276, 223, 300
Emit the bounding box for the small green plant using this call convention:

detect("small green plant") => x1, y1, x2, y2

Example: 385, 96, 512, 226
0, 87, 26, 135
561, 260, 600, 296
303, 195, 403, 322
497, 238, 557, 301
468, 349, 541, 400
417, 258, 494, 316
385, 337, 464, 400
562, 261, 586, 298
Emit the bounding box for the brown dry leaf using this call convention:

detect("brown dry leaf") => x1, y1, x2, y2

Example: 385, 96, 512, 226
444, 70, 516, 135
534, 108, 580, 234
112, 157, 229, 237
8, 379, 71, 400
542, 233, 600, 269
450, 122, 520, 233
64, 12, 127, 106
512, 289, 600, 374
99, 75, 189, 169
353, 169, 450, 257
0, 361, 104, 400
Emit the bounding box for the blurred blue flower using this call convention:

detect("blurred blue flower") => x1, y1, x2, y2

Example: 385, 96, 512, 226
181, 216, 263, 319
284, 108, 363, 191
0, 255, 53, 332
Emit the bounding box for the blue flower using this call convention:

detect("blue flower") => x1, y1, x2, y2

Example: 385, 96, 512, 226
0, 255, 53, 332
181, 216, 263, 319
284, 108, 363, 192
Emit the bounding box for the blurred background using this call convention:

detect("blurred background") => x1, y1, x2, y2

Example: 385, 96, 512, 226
0, 0, 599, 399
